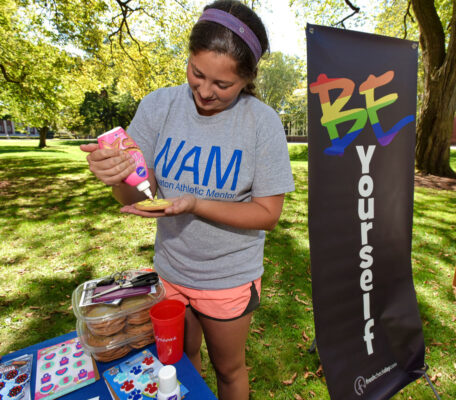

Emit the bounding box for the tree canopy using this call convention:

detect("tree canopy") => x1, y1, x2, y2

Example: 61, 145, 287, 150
0, 0, 195, 146
1, 0, 454, 176
256, 52, 304, 113
291, 0, 456, 177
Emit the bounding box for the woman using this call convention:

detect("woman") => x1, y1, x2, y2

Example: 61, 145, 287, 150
81, 2, 295, 399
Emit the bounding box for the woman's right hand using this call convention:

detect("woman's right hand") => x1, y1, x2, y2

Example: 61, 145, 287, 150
80, 143, 136, 186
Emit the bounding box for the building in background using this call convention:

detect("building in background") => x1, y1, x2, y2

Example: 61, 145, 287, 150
0, 119, 39, 137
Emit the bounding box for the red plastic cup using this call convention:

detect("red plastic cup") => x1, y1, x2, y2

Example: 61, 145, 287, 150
149, 299, 186, 364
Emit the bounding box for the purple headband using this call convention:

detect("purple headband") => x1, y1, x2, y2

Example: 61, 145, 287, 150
198, 8, 262, 63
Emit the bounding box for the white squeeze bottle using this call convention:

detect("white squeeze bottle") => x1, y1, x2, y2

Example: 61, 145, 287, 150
97, 127, 153, 199
157, 365, 181, 400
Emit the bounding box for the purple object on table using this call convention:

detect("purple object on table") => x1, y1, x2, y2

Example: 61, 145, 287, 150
91, 284, 153, 303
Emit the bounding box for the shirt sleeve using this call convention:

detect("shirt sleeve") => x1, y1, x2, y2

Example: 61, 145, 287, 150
251, 108, 295, 197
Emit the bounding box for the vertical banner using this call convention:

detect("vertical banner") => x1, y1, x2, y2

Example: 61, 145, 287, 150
307, 24, 426, 399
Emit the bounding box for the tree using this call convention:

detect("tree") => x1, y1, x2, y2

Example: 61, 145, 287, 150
0, 0, 194, 147
290, 0, 456, 177
0, 0, 101, 147
410, 0, 456, 177
78, 86, 139, 136
256, 52, 304, 112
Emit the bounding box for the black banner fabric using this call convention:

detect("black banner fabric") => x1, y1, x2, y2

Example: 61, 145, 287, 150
307, 25, 426, 399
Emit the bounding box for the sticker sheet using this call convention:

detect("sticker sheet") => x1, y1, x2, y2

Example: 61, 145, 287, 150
34, 337, 99, 400
103, 349, 189, 399
0, 353, 33, 400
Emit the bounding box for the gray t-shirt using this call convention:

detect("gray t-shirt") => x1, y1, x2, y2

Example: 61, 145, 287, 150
128, 84, 295, 289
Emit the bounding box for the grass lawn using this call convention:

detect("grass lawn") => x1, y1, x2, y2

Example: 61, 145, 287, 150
1, 139, 455, 399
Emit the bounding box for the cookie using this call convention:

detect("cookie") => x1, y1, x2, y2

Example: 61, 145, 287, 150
134, 198, 172, 211
86, 330, 127, 348
129, 335, 155, 349
124, 321, 154, 337
120, 296, 153, 325
86, 331, 130, 362
94, 344, 131, 362
85, 304, 126, 336
124, 320, 155, 349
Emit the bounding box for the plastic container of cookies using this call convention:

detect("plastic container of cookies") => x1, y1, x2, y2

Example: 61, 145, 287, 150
76, 319, 156, 362
71, 270, 166, 362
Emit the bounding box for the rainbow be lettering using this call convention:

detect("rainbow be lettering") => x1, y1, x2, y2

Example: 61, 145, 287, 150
310, 71, 414, 156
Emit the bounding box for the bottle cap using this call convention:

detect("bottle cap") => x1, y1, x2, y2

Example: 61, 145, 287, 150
158, 365, 178, 394
136, 180, 153, 199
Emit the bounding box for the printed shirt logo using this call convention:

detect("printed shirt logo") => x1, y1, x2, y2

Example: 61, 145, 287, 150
154, 137, 243, 199
310, 71, 414, 156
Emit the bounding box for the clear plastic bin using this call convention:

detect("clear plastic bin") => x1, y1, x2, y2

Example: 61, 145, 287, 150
71, 270, 165, 362
76, 319, 156, 362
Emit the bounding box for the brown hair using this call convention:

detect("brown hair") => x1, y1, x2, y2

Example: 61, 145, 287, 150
189, 0, 269, 96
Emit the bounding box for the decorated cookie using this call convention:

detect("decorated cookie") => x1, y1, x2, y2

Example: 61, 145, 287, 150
120, 379, 135, 393
142, 356, 155, 366
73, 360, 86, 369
72, 350, 84, 358
41, 361, 54, 371
59, 356, 69, 366
59, 346, 70, 355
56, 367, 68, 376
59, 376, 72, 386
127, 388, 143, 400
114, 372, 128, 384
40, 383, 54, 394
41, 373, 51, 384
14, 373, 28, 384
4, 370, 18, 381
130, 365, 142, 376
136, 374, 150, 387
78, 369, 88, 380
8, 385, 23, 398
143, 382, 158, 397
134, 198, 172, 211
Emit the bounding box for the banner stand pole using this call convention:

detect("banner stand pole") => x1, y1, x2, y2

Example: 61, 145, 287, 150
307, 338, 317, 353
423, 364, 442, 400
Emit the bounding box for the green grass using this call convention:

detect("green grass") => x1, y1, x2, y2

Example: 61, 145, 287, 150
1, 140, 455, 399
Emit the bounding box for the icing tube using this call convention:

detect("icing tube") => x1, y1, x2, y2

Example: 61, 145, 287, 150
97, 127, 153, 198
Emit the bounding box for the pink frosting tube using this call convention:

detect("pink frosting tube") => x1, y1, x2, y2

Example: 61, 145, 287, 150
97, 127, 152, 198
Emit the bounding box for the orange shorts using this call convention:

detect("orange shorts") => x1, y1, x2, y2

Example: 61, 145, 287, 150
159, 277, 261, 321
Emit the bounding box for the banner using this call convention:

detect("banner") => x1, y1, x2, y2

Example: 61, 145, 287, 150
306, 24, 426, 399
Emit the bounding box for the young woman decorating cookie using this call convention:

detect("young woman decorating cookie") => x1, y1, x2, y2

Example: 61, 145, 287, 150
81, 1, 294, 399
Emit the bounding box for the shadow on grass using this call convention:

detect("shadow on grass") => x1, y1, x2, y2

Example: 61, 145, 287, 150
0, 157, 118, 225
0, 267, 97, 352
0, 145, 68, 155
0, 150, 160, 352
57, 140, 97, 146
247, 210, 318, 390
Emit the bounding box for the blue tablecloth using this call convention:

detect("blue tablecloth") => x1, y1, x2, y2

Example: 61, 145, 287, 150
2, 331, 217, 400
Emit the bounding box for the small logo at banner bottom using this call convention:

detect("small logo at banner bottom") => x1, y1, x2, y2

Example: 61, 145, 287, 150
354, 363, 398, 396
354, 376, 367, 396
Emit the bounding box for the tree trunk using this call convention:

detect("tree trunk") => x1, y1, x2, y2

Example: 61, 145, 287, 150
38, 126, 48, 148
415, 68, 456, 177
412, 0, 456, 178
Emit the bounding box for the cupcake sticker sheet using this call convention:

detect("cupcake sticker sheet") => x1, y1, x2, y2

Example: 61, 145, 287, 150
34, 338, 99, 400
0, 353, 33, 400
103, 349, 189, 399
